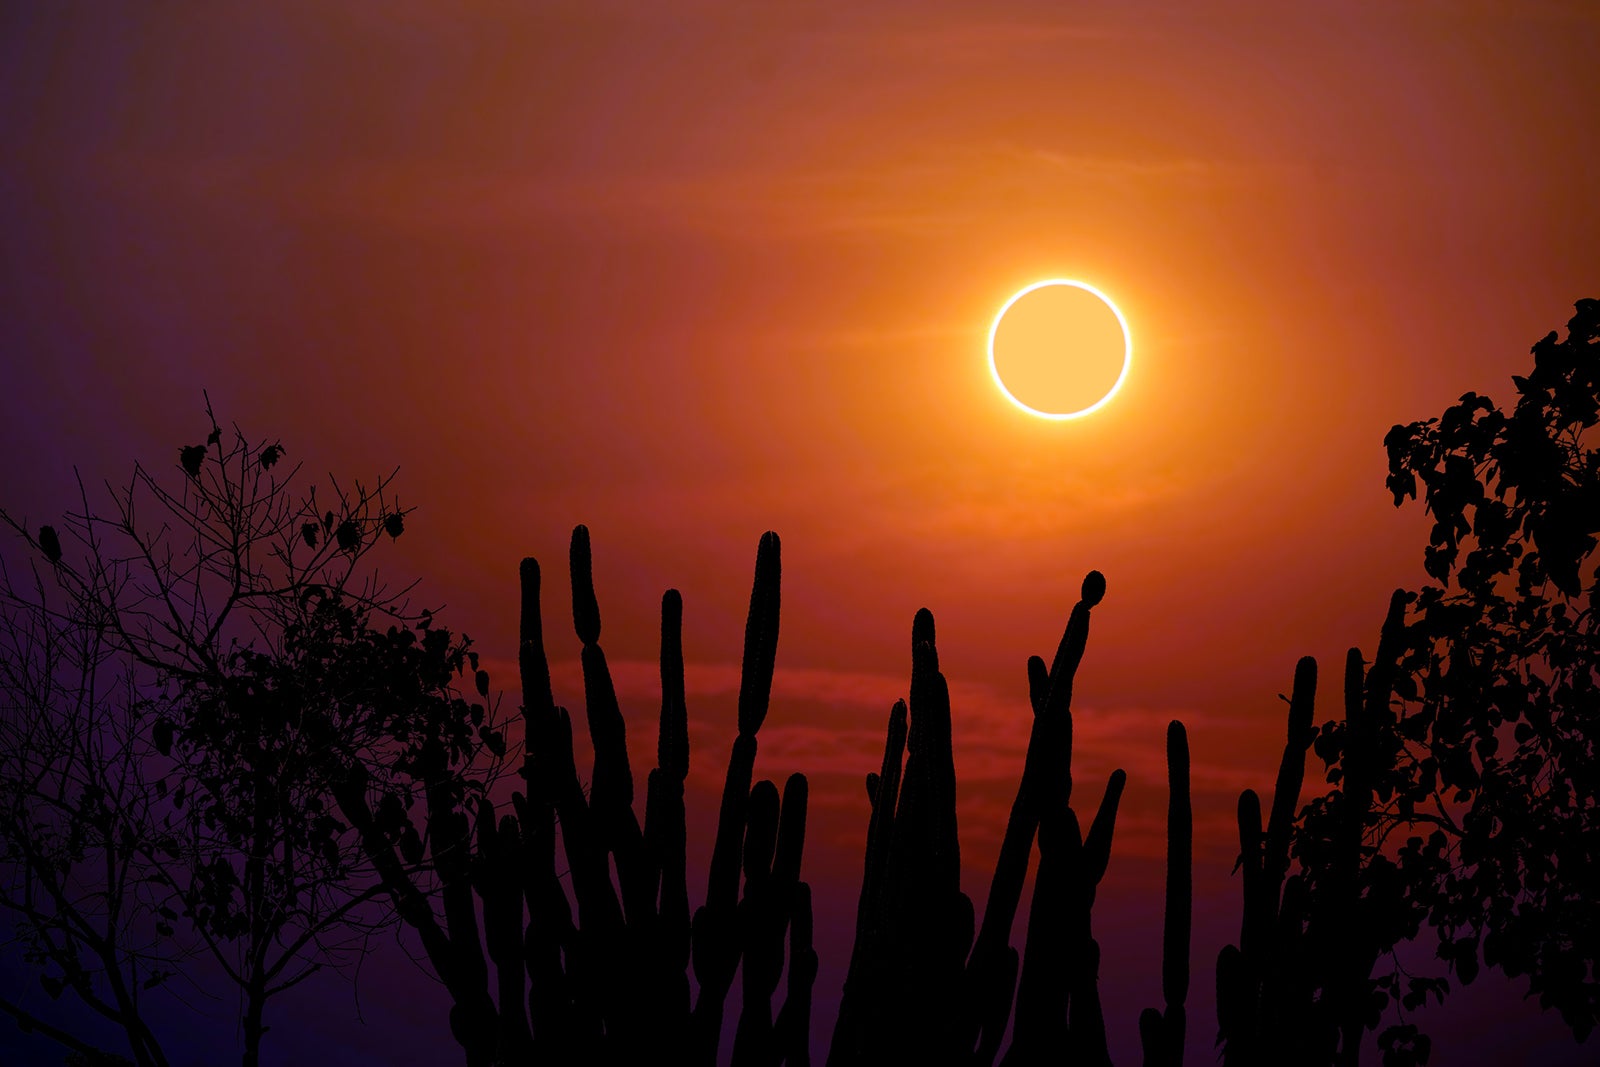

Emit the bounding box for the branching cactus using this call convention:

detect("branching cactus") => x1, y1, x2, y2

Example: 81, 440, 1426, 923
966, 570, 1109, 1067
827, 570, 1209, 1067
337, 526, 807, 1066
832, 570, 1162, 1067
1006, 763, 1127, 1067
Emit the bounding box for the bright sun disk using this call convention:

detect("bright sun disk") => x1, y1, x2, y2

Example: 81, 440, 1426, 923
987, 279, 1132, 420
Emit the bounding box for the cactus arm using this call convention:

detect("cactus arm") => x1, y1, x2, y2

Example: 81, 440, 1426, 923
828, 701, 907, 1067
1162, 720, 1193, 1064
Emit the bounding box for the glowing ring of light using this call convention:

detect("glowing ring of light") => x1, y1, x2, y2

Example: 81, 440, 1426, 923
987, 278, 1132, 420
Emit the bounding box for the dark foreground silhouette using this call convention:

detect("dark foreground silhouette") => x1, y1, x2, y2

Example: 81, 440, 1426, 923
388, 523, 1183, 1067
2, 300, 1596, 1066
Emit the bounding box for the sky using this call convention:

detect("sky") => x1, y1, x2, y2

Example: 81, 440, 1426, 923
1, 2, 1597, 1064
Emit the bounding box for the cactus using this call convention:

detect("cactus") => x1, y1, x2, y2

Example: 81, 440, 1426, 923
733, 773, 810, 1064
1218, 591, 1410, 1067
692, 529, 783, 1065
1139, 720, 1191, 1067
827, 569, 1195, 1067
777, 880, 819, 1066
963, 571, 1106, 1066
330, 534, 1246, 1067
829, 604, 974, 1066
321, 519, 1463, 1067
1328, 590, 1410, 1067
331, 526, 807, 1066
510, 788, 582, 1059
475, 801, 533, 1061
1006, 764, 1125, 1067
643, 589, 692, 1044
569, 525, 650, 921
827, 700, 907, 1066
1216, 656, 1318, 1067
887, 608, 972, 1063
329, 760, 500, 1067
424, 755, 495, 1059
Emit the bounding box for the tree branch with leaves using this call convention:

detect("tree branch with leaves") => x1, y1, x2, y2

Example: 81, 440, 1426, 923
0, 399, 477, 1067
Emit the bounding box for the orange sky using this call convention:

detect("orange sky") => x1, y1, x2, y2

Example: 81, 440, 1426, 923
2, 3, 1597, 1063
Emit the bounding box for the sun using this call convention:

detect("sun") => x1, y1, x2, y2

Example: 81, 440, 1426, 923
988, 279, 1132, 420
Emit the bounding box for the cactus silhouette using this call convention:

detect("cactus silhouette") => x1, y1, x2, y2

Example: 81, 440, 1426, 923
829, 603, 974, 1067
829, 570, 1194, 1067
1322, 590, 1414, 1067
331, 544, 1209, 1066
970, 571, 1121, 1067
693, 529, 788, 1065
1216, 656, 1319, 1067
1139, 720, 1190, 1067
332, 526, 812, 1066
1217, 590, 1416, 1067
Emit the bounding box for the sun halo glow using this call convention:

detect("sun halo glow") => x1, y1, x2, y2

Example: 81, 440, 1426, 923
987, 279, 1132, 421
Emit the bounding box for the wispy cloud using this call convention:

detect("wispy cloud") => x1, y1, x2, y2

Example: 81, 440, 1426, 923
1024, 148, 1237, 185
493, 649, 1243, 777
92, 131, 1254, 246
475, 645, 1278, 862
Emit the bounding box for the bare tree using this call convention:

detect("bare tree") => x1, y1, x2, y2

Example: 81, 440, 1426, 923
0, 400, 497, 1066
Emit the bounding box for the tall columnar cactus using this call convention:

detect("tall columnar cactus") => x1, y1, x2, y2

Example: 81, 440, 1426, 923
1328, 590, 1410, 1067
1218, 590, 1411, 1067
827, 700, 907, 1065
828, 603, 975, 1066
643, 589, 691, 1043
566, 525, 657, 1053
692, 529, 785, 1065
1005, 761, 1126, 1067
733, 772, 810, 1064
886, 607, 974, 1063
510, 786, 582, 1059
335, 526, 810, 1066
779, 880, 819, 1066
831, 569, 1163, 1067
330, 759, 501, 1067
475, 800, 533, 1062
1216, 656, 1318, 1067
568, 527, 651, 921
1139, 720, 1191, 1067
964, 570, 1107, 1067
334, 535, 1243, 1066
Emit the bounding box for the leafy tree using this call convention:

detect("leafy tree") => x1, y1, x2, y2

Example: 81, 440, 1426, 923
1379, 297, 1600, 1041
1290, 298, 1599, 1065
0, 402, 499, 1066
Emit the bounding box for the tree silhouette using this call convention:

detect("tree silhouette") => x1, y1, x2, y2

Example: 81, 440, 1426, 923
7, 300, 1595, 1066
1216, 298, 1600, 1067
328, 525, 816, 1067
1373, 297, 1600, 1043
0, 403, 475, 1067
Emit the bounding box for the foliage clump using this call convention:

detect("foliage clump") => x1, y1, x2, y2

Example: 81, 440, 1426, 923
1382, 299, 1600, 1040
1298, 299, 1600, 1054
